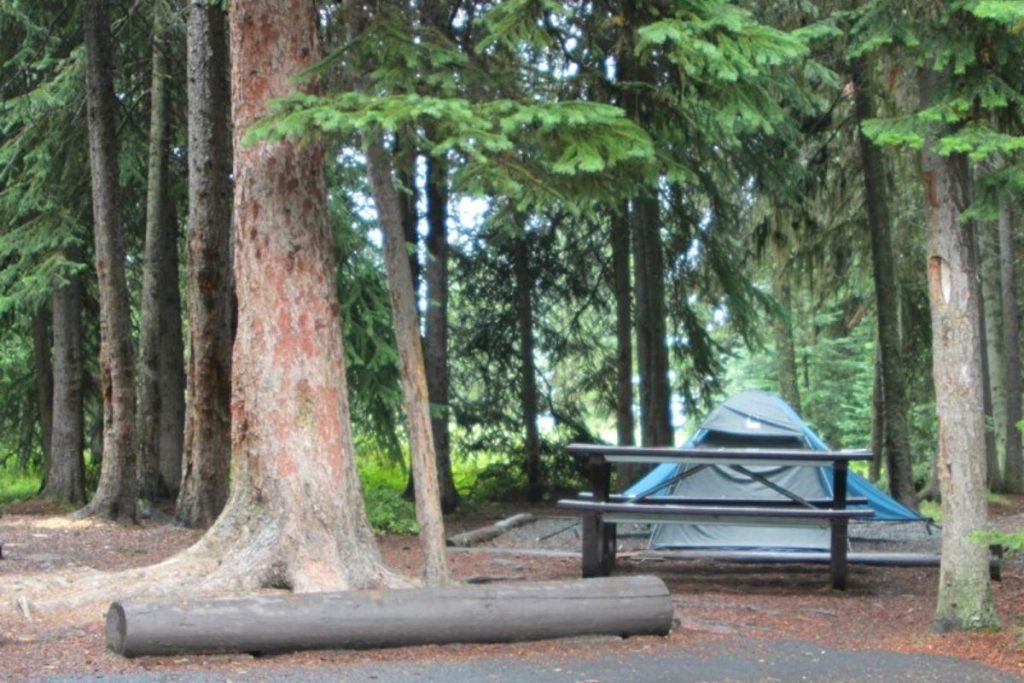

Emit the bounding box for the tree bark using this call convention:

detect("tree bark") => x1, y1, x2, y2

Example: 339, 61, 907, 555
157, 196, 186, 498
919, 67, 999, 632
164, 0, 394, 592
976, 218, 1002, 490
423, 155, 458, 512
852, 56, 916, 507
365, 137, 451, 586
177, 0, 233, 528
999, 196, 1023, 493
77, 0, 138, 522
612, 210, 634, 447
512, 232, 543, 502
138, 4, 183, 501
869, 341, 884, 483
32, 305, 54, 477
39, 256, 86, 506
632, 193, 672, 446
772, 269, 802, 414
616, 17, 672, 448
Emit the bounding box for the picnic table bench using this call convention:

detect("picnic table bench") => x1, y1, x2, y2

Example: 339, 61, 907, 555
556, 443, 875, 590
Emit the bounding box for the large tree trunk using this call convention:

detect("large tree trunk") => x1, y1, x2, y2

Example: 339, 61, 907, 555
138, 5, 184, 501
177, 0, 233, 528
919, 68, 999, 632
32, 305, 54, 478
39, 255, 86, 506
513, 233, 543, 502
161, 0, 395, 593
999, 196, 1023, 493
77, 0, 138, 522
365, 138, 451, 586
852, 57, 916, 506
423, 156, 458, 512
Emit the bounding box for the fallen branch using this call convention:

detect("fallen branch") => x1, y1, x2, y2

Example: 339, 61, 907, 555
446, 513, 534, 547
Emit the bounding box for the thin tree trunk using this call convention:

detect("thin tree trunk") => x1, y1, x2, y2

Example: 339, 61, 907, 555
869, 340, 884, 483
177, 0, 232, 528
976, 218, 1002, 490
365, 137, 451, 586
157, 194, 186, 498
513, 232, 543, 502
138, 4, 178, 501
999, 196, 1023, 493
632, 193, 672, 446
617, 20, 671, 448
40, 258, 86, 506
772, 272, 802, 413
423, 155, 458, 512
853, 56, 916, 507
919, 67, 998, 632
77, 0, 138, 522
612, 210, 634, 447
32, 305, 54, 478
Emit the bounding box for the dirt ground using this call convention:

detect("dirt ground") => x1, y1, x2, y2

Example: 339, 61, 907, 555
1, 498, 1022, 681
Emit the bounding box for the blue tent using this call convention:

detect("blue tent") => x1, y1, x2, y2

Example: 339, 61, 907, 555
625, 390, 924, 551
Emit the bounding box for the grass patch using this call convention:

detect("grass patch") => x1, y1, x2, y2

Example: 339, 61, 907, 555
919, 499, 942, 523
0, 465, 40, 505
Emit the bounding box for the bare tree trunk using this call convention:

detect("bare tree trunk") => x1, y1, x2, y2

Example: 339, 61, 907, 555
852, 56, 916, 506
632, 193, 672, 446
177, 0, 233, 528
172, 0, 393, 592
513, 232, 543, 502
869, 341, 884, 483
32, 305, 54, 478
157, 195, 186, 498
40, 261, 86, 506
772, 272, 802, 414
612, 210, 634, 447
77, 0, 138, 522
138, 4, 182, 501
919, 68, 998, 632
976, 218, 1002, 491
366, 137, 451, 586
999, 196, 1023, 493
423, 156, 458, 512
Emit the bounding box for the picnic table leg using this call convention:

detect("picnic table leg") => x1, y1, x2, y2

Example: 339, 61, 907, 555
830, 461, 849, 590
581, 459, 614, 577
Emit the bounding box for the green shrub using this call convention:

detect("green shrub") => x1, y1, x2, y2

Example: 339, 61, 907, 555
0, 464, 40, 505
362, 486, 418, 534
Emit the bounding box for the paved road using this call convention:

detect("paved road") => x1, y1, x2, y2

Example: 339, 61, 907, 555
30, 640, 1022, 682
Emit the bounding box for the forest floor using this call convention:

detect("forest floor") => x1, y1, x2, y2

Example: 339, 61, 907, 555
0, 496, 1022, 681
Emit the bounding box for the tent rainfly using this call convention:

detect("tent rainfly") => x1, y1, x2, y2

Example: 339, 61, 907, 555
625, 390, 926, 552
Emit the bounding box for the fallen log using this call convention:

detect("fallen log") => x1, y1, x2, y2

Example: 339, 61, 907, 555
106, 575, 672, 658
446, 512, 534, 547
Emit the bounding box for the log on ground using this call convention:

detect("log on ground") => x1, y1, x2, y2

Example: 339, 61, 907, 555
446, 512, 534, 547
106, 575, 673, 658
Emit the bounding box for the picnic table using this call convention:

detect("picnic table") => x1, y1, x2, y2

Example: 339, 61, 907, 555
556, 443, 875, 590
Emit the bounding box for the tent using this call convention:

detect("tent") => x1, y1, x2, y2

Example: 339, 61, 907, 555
624, 390, 925, 552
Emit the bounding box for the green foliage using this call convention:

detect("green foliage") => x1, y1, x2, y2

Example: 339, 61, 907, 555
362, 486, 419, 534
0, 463, 39, 504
